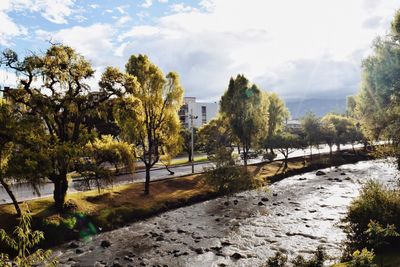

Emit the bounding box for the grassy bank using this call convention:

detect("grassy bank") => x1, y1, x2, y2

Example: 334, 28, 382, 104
0, 150, 373, 250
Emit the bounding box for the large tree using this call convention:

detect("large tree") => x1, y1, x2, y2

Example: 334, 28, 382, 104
321, 113, 355, 151
265, 92, 290, 152
0, 99, 49, 216
300, 112, 321, 160
1, 45, 120, 210
220, 74, 269, 166
354, 10, 400, 168
267, 131, 305, 169
109, 55, 184, 195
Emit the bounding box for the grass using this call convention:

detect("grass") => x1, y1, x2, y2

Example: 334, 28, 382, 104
162, 154, 209, 166
0, 150, 372, 250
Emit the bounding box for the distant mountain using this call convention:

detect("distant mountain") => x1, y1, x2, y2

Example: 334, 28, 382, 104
285, 98, 346, 119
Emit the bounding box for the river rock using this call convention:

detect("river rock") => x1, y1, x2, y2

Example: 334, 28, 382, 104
75, 248, 84, 254
231, 252, 244, 260
258, 201, 265, 206
100, 240, 111, 248
68, 241, 79, 249
112, 261, 123, 267
233, 199, 239, 205
261, 197, 269, 202
298, 177, 307, 181
194, 248, 204, 254
316, 170, 326, 176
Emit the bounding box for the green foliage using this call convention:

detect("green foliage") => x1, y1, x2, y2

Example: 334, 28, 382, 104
205, 165, 253, 194
264, 251, 288, 267
291, 246, 327, 267
180, 127, 201, 162
364, 220, 400, 249
301, 112, 322, 157
198, 117, 234, 157
321, 114, 360, 150
0, 207, 57, 267
354, 10, 400, 169
347, 248, 377, 267
2, 44, 122, 209
220, 74, 269, 165
76, 135, 135, 193
109, 54, 184, 194
266, 93, 290, 141
345, 180, 400, 250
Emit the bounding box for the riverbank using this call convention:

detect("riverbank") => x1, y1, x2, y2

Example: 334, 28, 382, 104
0, 150, 373, 251
54, 156, 398, 267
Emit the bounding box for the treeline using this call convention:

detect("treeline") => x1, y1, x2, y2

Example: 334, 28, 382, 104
0, 44, 372, 217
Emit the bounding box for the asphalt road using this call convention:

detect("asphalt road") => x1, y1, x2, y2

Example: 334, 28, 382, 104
0, 143, 363, 204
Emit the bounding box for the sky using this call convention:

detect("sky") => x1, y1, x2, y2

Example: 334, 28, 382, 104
0, 0, 399, 101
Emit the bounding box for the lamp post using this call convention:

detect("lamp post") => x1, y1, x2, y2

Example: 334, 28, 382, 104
189, 109, 198, 173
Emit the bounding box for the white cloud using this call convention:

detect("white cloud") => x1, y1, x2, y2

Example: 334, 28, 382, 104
0, 11, 27, 45
158, 0, 168, 3
118, 0, 400, 101
89, 4, 99, 9
170, 3, 196, 13
116, 16, 132, 26
141, 0, 153, 8
36, 24, 118, 67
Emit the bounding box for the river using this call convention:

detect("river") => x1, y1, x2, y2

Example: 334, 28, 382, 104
55, 159, 399, 267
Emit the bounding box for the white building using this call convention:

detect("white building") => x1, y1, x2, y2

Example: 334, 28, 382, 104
179, 97, 219, 128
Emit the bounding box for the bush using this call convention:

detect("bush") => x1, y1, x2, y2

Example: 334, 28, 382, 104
0, 208, 58, 266
345, 180, 400, 250
264, 246, 327, 267
291, 246, 327, 267
347, 248, 377, 267
205, 165, 254, 194
264, 251, 288, 267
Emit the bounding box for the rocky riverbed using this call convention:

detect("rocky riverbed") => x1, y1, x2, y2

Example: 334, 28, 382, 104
55, 159, 399, 267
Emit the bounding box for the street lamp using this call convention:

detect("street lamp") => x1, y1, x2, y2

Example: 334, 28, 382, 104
189, 109, 198, 173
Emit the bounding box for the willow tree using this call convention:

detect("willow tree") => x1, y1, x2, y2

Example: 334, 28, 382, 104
220, 74, 269, 166
265, 92, 290, 153
1, 45, 120, 210
108, 55, 184, 195
355, 10, 400, 169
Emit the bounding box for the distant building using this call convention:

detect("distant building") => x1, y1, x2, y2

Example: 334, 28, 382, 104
285, 119, 302, 131
179, 97, 219, 128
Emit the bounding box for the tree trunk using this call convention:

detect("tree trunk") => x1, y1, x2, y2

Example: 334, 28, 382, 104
329, 145, 333, 159
53, 173, 68, 211
352, 144, 356, 154
237, 145, 241, 154
309, 146, 313, 160
188, 151, 192, 162
0, 178, 21, 217
337, 143, 341, 151
283, 148, 289, 169
144, 165, 151, 195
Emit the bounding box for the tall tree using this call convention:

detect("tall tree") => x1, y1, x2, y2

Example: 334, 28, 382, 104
180, 127, 200, 162
1, 45, 120, 210
266, 92, 290, 152
220, 74, 269, 166
267, 131, 304, 169
321, 113, 355, 151
355, 10, 400, 169
0, 99, 50, 216
301, 112, 321, 160
109, 55, 184, 195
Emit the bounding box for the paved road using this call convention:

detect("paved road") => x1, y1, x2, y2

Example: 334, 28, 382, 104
0, 143, 363, 204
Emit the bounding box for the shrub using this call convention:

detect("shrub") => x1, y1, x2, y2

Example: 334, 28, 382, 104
347, 248, 377, 267
263, 152, 277, 162
0, 207, 58, 266
291, 246, 327, 267
205, 165, 254, 194
264, 251, 288, 267
345, 180, 400, 249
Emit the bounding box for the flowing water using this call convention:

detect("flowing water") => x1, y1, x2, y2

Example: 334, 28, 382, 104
56, 159, 399, 267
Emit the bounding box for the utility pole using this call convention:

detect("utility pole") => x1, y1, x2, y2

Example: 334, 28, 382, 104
189, 109, 198, 174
